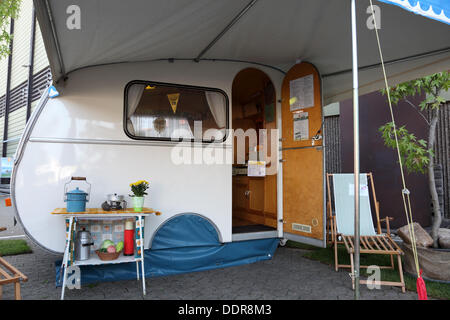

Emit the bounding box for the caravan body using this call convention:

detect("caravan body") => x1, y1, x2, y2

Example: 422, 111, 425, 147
13, 60, 285, 253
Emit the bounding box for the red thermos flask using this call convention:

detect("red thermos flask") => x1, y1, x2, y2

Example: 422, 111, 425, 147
124, 219, 134, 256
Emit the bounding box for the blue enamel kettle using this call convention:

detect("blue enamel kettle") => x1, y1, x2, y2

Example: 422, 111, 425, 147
64, 177, 91, 212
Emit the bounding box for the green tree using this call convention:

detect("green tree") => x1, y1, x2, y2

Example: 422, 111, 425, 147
0, 0, 21, 59
379, 71, 450, 248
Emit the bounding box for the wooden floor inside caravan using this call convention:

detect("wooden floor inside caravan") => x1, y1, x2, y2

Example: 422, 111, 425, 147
232, 219, 276, 234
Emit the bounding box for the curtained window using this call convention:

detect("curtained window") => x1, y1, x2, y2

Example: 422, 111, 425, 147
125, 81, 228, 142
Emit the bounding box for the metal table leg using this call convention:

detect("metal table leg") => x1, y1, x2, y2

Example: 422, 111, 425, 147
61, 217, 74, 300
136, 261, 140, 280
138, 216, 146, 295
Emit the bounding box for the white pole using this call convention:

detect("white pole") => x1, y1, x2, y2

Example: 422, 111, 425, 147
351, 0, 360, 300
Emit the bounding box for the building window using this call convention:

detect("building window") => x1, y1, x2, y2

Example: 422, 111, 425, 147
124, 81, 229, 142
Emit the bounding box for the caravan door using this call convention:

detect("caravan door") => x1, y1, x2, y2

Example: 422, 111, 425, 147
280, 62, 326, 248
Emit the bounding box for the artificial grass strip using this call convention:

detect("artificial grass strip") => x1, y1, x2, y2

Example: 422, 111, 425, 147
285, 240, 319, 251
0, 239, 32, 256
294, 242, 450, 300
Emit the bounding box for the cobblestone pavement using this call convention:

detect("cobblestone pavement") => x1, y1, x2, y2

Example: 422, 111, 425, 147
0, 196, 419, 300
0, 241, 419, 300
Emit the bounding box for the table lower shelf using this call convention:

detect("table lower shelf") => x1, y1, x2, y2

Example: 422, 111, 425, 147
73, 254, 140, 266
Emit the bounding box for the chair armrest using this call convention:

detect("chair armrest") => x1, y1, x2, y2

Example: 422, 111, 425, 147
380, 216, 394, 235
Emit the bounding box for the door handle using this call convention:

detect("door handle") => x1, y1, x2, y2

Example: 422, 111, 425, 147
244, 190, 251, 198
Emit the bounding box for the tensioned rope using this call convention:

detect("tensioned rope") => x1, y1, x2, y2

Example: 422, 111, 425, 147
367, 0, 421, 281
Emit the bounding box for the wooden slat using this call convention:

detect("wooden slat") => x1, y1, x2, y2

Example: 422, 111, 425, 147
387, 236, 403, 253
51, 207, 161, 215
347, 236, 355, 250
360, 249, 398, 255
52, 207, 153, 214
0, 276, 21, 286
337, 264, 395, 269
376, 236, 389, 251
370, 236, 382, 250
341, 235, 352, 253
326, 174, 333, 219
15, 282, 21, 300
0, 267, 12, 281
363, 236, 374, 250
360, 280, 405, 287
0, 257, 27, 281
380, 236, 395, 251
360, 237, 369, 250
368, 173, 382, 234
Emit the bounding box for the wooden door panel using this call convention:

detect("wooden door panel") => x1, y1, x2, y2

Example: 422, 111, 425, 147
281, 62, 325, 243
281, 63, 323, 150
282, 147, 324, 239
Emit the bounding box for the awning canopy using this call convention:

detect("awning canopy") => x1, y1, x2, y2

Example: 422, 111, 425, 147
379, 0, 449, 25
34, 0, 450, 104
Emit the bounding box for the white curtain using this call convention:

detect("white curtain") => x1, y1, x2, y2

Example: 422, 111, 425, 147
205, 91, 226, 129
205, 91, 227, 141
127, 84, 145, 135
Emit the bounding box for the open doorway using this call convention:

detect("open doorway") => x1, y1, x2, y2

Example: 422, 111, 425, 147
231, 68, 278, 238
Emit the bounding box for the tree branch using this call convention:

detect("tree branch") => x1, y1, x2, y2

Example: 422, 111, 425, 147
404, 99, 430, 126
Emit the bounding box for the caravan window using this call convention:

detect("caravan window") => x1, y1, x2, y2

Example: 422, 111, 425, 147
124, 81, 229, 142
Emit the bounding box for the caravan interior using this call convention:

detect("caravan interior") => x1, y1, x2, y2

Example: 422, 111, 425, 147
231, 68, 278, 236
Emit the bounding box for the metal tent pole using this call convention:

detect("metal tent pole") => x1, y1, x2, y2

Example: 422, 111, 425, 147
350, 0, 360, 300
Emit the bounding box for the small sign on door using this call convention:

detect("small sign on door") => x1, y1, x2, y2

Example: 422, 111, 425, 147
293, 112, 309, 141
248, 161, 266, 177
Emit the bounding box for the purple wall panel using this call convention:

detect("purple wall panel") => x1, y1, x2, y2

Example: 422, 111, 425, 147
340, 91, 431, 228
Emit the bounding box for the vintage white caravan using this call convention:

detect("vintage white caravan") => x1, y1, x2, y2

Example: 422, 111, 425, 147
11, 0, 450, 269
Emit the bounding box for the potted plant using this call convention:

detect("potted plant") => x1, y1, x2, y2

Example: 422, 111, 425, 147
129, 180, 149, 212
379, 72, 450, 281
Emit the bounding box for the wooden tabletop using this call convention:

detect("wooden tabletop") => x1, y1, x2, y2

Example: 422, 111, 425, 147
51, 208, 161, 216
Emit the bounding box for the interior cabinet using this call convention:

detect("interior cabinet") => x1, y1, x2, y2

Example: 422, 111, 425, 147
232, 176, 265, 225
248, 178, 264, 212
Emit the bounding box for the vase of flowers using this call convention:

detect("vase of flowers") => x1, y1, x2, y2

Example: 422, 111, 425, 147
129, 180, 149, 212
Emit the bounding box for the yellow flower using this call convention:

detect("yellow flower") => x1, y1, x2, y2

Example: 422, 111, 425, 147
130, 180, 150, 187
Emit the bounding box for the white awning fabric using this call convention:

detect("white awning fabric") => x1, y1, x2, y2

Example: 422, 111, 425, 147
34, 0, 450, 104
379, 0, 450, 25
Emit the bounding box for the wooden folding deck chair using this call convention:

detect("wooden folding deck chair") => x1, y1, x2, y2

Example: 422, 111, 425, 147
326, 173, 405, 292
0, 227, 28, 300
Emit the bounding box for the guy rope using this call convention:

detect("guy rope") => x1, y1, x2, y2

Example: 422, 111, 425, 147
368, 0, 427, 300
